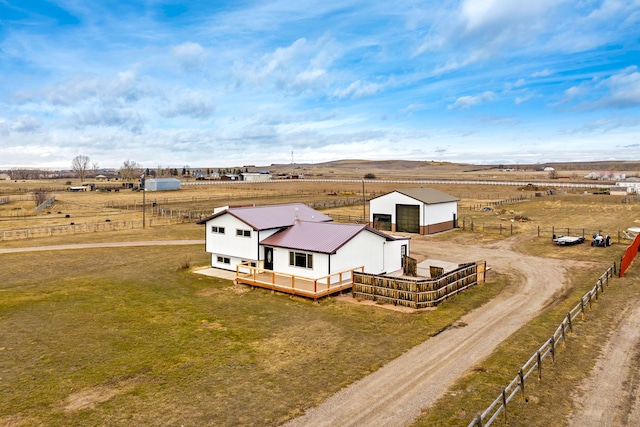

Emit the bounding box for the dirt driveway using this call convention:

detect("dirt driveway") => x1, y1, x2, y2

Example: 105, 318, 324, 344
283, 234, 576, 427
567, 301, 640, 426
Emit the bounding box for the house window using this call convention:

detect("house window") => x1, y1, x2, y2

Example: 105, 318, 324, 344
289, 251, 313, 269
236, 229, 251, 237
216, 256, 230, 264
211, 226, 225, 234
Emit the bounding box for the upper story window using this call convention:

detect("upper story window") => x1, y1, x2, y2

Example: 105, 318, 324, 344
236, 229, 251, 237
211, 226, 225, 234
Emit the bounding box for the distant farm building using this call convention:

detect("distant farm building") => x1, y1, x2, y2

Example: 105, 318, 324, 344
241, 172, 272, 182
616, 178, 640, 194
369, 188, 459, 235
145, 178, 181, 191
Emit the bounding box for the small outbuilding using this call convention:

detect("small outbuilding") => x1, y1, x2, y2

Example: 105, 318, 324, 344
241, 172, 271, 182
145, 178, 181, 191
369, 188, 459, 234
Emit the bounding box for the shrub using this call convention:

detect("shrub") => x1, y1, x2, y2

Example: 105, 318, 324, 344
178, 255, 191, 270
364, 173, 376, 179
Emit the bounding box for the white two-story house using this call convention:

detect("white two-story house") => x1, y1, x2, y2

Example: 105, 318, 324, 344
197, 203, 409, 280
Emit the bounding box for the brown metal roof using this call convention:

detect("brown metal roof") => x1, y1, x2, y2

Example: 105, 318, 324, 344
370, 188, 459, 204
196, 203, 332, 230
260, 220, 404, 254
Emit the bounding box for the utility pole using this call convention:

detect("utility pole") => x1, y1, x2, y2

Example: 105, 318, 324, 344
141, 172, 146, 229
362, 179, 366, 224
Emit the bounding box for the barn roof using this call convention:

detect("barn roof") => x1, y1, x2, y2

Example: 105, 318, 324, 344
371, 188, 459, 204
196, 203, 332, 230
260, 220, 405, 254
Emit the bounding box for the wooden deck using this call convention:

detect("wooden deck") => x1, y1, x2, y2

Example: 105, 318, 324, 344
235, 262, 363, 299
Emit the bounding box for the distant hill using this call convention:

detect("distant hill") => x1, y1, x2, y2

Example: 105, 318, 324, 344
259, 159, 639, 180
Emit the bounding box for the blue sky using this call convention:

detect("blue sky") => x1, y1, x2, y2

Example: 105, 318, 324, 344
1, 0, 639, 169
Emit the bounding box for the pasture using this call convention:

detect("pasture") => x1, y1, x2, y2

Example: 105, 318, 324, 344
1, 162, 639, 426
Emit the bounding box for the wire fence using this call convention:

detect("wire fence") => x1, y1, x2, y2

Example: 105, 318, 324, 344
34, 196, 55, 215
0, 217, 182, 241
468, 264, 617, 427
464, 195, 531, 211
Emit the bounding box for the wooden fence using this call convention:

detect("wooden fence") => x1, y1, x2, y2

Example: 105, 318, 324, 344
468, 264, 617, 427
352, 261, 485, 309
461, 220, 518, 235
465, 195, 530, 211
0, 196, 9, 205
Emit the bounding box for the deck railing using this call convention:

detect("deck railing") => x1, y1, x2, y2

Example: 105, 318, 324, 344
235, 261, 364, 299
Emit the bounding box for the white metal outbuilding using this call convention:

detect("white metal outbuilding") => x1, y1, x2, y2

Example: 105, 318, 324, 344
145, 178, 181, 191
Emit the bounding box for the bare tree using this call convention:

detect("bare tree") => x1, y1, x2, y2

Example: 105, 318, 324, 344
119, 159, 142, 181
92, 162, 100, 177
33, 188, 51, 206
71, 155, 91, 182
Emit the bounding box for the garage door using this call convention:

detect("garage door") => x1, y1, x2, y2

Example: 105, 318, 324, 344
396, 204, 419, 233
373, 214, 392, 231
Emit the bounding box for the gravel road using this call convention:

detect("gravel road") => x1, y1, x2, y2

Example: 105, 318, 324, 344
283, 234, 573, 427
0, 240, 204, 254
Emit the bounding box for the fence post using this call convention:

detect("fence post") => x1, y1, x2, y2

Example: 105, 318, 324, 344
567, 312, 573, 333
537, 351, 542, 380
502, 387, 508, 424
550, 337, 555, 362
561, 325, 566, 348
475, 413, 482, 427
518, 369, 525, 401
580, 298, 585, 320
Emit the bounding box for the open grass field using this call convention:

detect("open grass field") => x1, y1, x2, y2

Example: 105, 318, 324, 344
1, 159, 639, 426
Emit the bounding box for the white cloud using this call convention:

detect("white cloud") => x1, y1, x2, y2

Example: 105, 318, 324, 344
532, 69, 553, 77
514, 93, 535, 105
171, 42, 207, 70
598, 66, 640, 107
233, 37, 338, 95
160, 90, 215, 119
558, 67, 640, 109
334, 80, 383, 100
462, 0, 560, 33
8, 115, 42, 133
448, 91, 496, 110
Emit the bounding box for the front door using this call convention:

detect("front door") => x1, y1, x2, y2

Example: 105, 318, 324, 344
264, 247, 274, 270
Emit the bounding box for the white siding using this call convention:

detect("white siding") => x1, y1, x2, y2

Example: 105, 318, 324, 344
267, 246, 330, 279
146, 178, 181, 191
370, 192, 457, 226
261, 230, 399, 280
422, 200, 457, 225
330, 231, 386, 275
383, 239, 410, 273
204, 214, 260, 270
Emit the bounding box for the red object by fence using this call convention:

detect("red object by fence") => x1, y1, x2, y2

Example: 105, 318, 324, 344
620, 234, 640, 277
